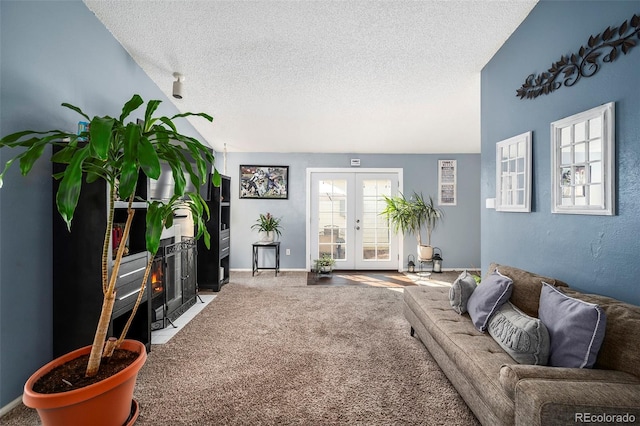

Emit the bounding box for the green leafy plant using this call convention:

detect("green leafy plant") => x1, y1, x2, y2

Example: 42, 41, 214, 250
250, 212, 283, 237
314, 253, 336, 271
0, 94, 220, 378
381, 192, 443, 247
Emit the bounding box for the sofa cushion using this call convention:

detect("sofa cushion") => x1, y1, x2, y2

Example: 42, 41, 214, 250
560, 288, 640, 378
487, 263, 568, 318
449, 270, 477, 314
488, 302, 550, 365
467, 270, 513, 332
539, 283, 606, 368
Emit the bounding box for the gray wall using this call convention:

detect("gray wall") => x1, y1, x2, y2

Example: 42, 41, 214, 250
0, 0, 208, 407
220, 153, 481, 271
481, 0, 640, 305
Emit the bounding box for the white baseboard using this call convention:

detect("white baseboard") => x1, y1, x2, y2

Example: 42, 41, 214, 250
0, 395, 23, 418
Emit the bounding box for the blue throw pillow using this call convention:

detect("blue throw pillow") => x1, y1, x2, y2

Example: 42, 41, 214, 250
449, 270, 478, 314
467, 269, 513, 332
538, 283, 607, 368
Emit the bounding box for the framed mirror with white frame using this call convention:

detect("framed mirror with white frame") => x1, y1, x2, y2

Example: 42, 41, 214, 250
495, 131, 532, 212
550, 102, 615, 215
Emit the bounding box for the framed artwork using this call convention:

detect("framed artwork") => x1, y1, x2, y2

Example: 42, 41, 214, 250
495, 131, 532, 212
550, 102, 615, 215
239, 165, 289, 199
438, 160, 457, 206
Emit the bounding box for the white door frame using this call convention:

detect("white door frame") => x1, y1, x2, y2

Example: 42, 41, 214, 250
306, 167, 404, 271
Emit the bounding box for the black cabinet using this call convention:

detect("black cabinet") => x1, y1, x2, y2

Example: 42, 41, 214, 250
52, 167, 151, 357
198, 174, 231, 291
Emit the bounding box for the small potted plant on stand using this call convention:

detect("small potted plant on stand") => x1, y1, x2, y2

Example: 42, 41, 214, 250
0, 94, 219, 426
251, 212, 283, 242
314, 253, 336, 277
382, 192, 443, 262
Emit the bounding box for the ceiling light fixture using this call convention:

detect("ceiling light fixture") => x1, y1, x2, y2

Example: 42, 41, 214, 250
172, 72, 184, 99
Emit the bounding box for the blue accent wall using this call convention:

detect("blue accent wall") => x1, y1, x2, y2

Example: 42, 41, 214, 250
223, 153, 480, 271
481, 1, 640, 305
0, 1, 208, 407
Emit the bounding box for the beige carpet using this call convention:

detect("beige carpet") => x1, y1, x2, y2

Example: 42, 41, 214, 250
2, 272, 478, 425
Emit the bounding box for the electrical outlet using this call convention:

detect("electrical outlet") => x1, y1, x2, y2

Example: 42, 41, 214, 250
286, 249, 291, 255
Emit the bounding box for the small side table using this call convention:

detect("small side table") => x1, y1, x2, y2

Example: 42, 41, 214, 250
252, 241, 280, 276
417, 258, 433, 279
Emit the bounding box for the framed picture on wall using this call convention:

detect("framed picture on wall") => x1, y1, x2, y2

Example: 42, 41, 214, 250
438, 160, 457, 206
239, 165, 289, 199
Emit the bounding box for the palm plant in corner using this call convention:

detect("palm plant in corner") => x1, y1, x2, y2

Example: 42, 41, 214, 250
382, 192, 443, 261
0, 94, 220, 426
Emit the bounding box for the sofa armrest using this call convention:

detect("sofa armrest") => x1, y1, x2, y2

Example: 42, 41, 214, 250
500, 364, 640, 400
514, 379, 640, 426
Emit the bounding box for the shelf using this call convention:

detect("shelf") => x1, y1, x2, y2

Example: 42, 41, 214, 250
114, 201, 148, 209
197, 174, 230, 291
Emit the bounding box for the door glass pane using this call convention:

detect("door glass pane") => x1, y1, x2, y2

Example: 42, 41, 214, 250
318, 179, 347, 262
361, 179, 391, 261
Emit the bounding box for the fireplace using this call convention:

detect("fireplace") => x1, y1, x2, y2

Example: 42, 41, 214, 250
151, 237, 198, 330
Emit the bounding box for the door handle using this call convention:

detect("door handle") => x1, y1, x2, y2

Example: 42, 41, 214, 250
355, 226, 360, 230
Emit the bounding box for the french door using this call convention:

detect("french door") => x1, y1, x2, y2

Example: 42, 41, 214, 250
309, 170, 400, 270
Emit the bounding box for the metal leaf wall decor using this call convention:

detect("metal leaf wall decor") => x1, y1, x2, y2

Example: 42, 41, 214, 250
517, 13, 640, 100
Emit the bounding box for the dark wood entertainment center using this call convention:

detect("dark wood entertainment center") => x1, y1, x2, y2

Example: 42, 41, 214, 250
52, 169, 153, 357
52, 163, 227, 356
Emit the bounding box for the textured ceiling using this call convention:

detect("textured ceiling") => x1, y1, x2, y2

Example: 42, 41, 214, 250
84, 0, 537, 154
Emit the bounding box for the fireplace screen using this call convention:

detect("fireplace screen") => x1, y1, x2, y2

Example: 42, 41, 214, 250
151, 237, 198, 330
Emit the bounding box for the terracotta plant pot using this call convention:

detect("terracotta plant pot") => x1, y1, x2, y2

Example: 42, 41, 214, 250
23, 339, 147, 426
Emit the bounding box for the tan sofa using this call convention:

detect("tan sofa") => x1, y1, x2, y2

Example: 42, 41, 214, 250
403, 264, 640, 425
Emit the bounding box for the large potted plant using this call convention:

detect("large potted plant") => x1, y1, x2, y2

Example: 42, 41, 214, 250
0, 94, 220, 425
251, 212, 283, 242
382, 192, 443, 261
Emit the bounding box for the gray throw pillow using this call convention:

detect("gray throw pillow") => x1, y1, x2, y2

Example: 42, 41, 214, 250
467, 269, 513, 332
488, 301, 550, 365
539, 283, 607, 368
449, 270, 477, 314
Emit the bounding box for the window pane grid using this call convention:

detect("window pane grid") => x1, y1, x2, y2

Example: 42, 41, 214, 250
496, 134, 531, 212
551, 102, 614, 215
556, 118, 605, 207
